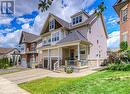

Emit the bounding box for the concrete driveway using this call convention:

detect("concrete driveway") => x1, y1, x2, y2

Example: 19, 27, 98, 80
0, 69, 53, 84
0, 68, 97, 94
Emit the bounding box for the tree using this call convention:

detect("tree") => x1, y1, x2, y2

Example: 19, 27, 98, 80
38, 0, 106, 14
120, 41, 128, 51
38, 0, 53, 12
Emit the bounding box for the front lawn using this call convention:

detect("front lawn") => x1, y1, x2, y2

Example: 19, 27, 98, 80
19, 70, 130, 94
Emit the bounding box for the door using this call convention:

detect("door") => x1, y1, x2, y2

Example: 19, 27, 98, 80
70, 49, 74, 65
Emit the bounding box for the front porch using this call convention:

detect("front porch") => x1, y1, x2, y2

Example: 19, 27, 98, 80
38, 42, 93, 71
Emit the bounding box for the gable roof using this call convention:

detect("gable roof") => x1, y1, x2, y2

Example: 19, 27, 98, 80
0, 48, 18, 54
57, 31, 88, 44
71, 10, 90, 18
40, 13, 70, 35
113, 0, 128, 16
19, 31, 39, 44
40, 10, 108, 38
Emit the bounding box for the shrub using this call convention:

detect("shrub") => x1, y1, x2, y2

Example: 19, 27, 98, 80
0, 57, 10, 69
65, 66, 73, 74
120, 41, 128, 51
107, 63, 130, 71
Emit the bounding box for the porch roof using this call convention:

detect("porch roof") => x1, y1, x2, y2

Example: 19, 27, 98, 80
57, 31, 88, 45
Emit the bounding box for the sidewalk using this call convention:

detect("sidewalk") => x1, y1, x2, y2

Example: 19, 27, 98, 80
0, 77, 30, 94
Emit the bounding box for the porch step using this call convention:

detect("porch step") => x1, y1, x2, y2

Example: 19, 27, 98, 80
53, 67, 65, 73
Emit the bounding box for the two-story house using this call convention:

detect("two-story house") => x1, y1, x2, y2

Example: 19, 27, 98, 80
114, 0, 130, 46
37, 10, 108, 71
19, 31, 41, 68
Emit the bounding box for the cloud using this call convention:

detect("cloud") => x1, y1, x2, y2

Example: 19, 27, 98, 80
0, 0, 96, 47
0, 17, 13, 24
107, 31, 120, 49
107, 16, 119, 26
0, 30, 22, 47
15, 0, 39, 16
31, 0, 96, 35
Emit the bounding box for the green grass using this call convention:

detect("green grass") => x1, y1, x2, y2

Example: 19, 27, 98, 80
19, 70, 130, 94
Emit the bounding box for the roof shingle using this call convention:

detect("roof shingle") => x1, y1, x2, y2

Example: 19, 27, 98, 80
57, 31, 88, 44
19, 31, 39, 44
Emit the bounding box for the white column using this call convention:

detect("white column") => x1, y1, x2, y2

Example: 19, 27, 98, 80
50, 57, 52, 70
78, 43, 81, 67
38, 50, 40, 64
78, 43, 80, 60
58, 47, 60, 68
42, 50, 44, 68
47, 49, 50, 69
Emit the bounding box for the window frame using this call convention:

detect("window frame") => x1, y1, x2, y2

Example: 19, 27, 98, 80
49, 19, 55, 30
72, 15, 82, 25
122, 7, 128, 23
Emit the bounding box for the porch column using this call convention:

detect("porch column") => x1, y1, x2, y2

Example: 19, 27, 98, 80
42, 50, 44, 68
47, 49, 50, 69
38, 50, 40, 67
58, 47, 60, 68
78, 43, 81, 67
50, 57, 52, 70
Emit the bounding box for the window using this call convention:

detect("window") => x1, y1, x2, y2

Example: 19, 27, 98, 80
73, 18, 76, 25
122, 8, 128, 23
72, 15, 82, 25
31, 43, 36, 51
49, 19, 55, 30
122, 32, 127, 41
52, 32, 59, 42
80, 50, 85, 54
88, 27, 91, 34
47, 36, 51, 43
79, 16, 82, 22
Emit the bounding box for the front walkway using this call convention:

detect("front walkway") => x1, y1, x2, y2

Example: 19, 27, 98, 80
0, 77, 29, 94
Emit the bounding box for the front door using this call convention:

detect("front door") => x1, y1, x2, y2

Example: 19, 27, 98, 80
70, 49, 74, 65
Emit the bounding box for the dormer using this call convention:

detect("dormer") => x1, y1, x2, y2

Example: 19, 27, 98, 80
71, 10, 89, 25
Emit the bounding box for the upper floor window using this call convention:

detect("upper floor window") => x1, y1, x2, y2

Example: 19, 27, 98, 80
122, 8, 128, 23
49, 19, 55, 30
31, 43, 36, 51
52, 32, 59, 42
47, 36, 51, 43
72, 15, 82, 25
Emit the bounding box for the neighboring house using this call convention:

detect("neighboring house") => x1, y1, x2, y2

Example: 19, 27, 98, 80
37, 10, 108, 71
114, 0, 130, 46
19, 31, 41, 68
0, 47, 20, 65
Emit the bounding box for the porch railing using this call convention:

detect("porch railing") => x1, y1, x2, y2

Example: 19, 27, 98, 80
65, 59, 88, 67
54, 61, 59, 71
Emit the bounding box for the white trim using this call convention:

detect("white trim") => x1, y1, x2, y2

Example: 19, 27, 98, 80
42, 50, 44, 68
47, 49, 50, 69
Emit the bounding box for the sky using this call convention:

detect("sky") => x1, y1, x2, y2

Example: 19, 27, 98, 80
0, 0, 120, 49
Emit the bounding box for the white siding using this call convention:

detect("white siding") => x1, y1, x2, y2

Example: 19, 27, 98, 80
87, 16, 107, 59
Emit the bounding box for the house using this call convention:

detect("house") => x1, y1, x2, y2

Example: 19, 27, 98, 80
37, 10, 108, 71
0, 47, 20, 65
19, 31, 41, 68
114, 0, 130, 46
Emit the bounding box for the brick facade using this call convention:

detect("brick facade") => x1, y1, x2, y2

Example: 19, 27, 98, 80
120, 2, 130, 46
